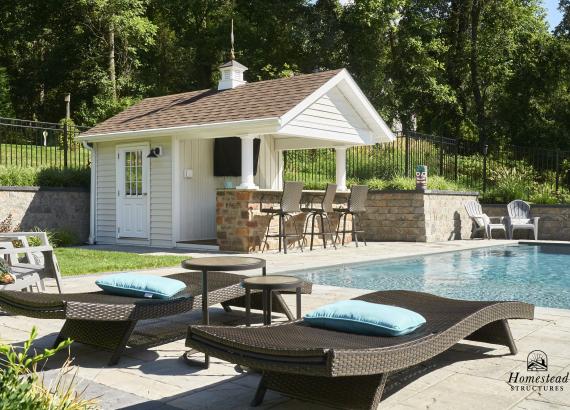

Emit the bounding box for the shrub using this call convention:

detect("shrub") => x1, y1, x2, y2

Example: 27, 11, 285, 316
0, 327, 98, 409
0, 166, 90, 188
384, 176, 417, 190
25, 227, 80, 248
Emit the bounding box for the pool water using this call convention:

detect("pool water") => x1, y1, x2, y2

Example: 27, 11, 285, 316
296, 244, 570, 309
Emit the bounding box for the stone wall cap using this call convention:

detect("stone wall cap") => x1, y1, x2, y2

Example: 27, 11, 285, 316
0, 186, 89, 193
483, 203, 570, 208
369, 189, 479, 196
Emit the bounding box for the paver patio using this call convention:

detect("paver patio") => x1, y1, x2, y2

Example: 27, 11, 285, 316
1, 240, 569, 409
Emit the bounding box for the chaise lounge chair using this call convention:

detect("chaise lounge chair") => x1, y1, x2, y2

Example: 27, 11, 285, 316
0, 271, 312, 365
186, 290, 533, 410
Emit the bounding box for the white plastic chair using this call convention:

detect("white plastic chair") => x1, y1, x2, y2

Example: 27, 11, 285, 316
506, 200, 539, 240
464, 200, 506, 239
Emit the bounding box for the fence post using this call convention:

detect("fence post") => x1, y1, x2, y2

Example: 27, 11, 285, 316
439, 134, 444, 176
404, 132, 410, 177
556, 149, 560, 193
482, 144, 489, 192
63, 121, 68, 168
454, 139, 459, 182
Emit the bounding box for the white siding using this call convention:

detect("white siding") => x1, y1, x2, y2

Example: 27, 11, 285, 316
179, 136, 281, 241
279, 88, 372, 144
94, 137, 172, 246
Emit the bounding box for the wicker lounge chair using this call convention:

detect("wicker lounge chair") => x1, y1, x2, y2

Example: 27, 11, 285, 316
0, 271, 312, 365
186, 290, 533, 410
506, 200, 539, 240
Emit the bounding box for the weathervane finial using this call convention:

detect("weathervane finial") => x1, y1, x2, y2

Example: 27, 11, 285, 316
229, 19, 235, 60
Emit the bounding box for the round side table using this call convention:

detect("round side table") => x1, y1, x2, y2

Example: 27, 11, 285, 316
181, 256, 266, 368
242, 275, 302, 326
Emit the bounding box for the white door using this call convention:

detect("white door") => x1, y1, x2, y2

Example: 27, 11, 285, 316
116, 146, 149, 239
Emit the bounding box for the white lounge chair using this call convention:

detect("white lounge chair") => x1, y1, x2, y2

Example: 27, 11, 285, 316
506, 200, 539, 240
0, 232, 62, 292
464, 200, 506, 239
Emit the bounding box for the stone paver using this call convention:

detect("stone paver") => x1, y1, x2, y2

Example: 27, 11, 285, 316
2, 240, 569, 409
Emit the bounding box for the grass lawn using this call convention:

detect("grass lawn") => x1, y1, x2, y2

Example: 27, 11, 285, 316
54, 247, 188, 276
0, 142, 91, 168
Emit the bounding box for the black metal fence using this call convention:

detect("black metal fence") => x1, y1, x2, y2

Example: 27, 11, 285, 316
0, 117, 90, 168
283, 132, 570, 193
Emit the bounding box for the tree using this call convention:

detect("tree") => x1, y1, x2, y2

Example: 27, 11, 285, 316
78, 0, 157, 101
0, 67, 14, 117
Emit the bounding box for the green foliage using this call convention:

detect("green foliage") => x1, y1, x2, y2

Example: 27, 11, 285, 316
0, 66, 14, 117
26, 227, 80, 248
0, 327, 97, 409
0, 0, 567, 150
0, 166, 90, 188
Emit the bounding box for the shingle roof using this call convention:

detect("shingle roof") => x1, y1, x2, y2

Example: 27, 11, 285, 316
82, 69, 342, 137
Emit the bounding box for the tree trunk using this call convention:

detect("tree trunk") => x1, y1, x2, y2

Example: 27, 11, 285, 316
108, 21, 117, 102
447, 0, 470, 137
470, 0, 486, 143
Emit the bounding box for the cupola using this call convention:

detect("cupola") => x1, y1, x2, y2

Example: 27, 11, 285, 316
218, 59, 248, 90
217, 19, 248, 91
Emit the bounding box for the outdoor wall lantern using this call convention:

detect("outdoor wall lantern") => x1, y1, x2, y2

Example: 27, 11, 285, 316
147, 146, 163, 158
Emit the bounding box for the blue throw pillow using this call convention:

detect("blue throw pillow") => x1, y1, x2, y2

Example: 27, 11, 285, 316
96, 273, 187, 299
304, 300, 426, 336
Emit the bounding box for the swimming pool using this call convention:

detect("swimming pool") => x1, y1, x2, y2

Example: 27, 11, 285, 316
296, 244, 570, 309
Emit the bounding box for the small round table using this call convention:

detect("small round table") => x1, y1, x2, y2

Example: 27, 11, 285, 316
181, 256, 266, 368
242, 275, 302, 326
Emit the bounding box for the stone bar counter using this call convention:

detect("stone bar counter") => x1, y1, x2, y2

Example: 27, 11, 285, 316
216, 189, 352, 253
216, 188, 479, 253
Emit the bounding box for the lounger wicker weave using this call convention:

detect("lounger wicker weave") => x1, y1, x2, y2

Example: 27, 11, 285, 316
186, 290, 534, 410
0, 271, 312, 365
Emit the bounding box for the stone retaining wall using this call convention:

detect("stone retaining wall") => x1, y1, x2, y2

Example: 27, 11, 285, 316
482, 204, 570, 240
217, 189, 478, 252
361, 191, 477, 242
0, 187, 90, 242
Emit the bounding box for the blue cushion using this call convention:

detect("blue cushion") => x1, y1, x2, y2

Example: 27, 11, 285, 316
95, 273, 187, 299
304, 300, 426, 336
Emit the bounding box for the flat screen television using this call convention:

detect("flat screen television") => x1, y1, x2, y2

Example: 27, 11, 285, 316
213, 137, 260, 177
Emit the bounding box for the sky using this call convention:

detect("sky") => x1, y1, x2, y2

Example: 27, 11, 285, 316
544, 0, 563, 29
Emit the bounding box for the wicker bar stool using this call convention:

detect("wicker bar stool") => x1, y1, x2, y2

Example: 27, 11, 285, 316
335, 185, 368, 247
261, 181, 304, 254
302, 183, 338, 251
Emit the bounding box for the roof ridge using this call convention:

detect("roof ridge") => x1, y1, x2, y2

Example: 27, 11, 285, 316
142, 68, 344, 102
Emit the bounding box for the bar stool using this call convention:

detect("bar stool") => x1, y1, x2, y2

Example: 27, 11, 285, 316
335, 185, 368, 247
261, 181, 304, 254
302, 183, 338, 251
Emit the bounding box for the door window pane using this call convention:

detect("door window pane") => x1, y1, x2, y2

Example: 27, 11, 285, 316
123, 149, 144, 196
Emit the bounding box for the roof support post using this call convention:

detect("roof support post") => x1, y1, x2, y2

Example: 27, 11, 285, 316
237, 135, 258, 189
335, 147, 347, 191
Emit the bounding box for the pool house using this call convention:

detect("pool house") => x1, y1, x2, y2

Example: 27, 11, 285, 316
78, 60, 395, 250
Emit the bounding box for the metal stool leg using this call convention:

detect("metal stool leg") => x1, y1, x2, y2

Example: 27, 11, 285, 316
319, 213, 327, 249
352, 212, 359, 247
342, 212, 348, 246
324, 213, 337, 250
262, 213, 276, 253
309, 212, 316, 250
289, 213, 304, 252
280, 214, 286, 254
